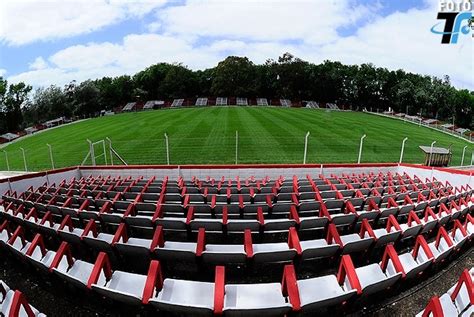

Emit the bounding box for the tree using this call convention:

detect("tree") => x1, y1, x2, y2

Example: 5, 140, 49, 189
393, 78, 412, 114
111, 75, 134, 107
29, 85, 70, 123
2, 82, 32, 131
263, 53, 312, 99
315, 60, 347, 103
0, 77, 7, 106
0, 55, 473, 133
211, 56, 256, 96
72, 81, 100, 117
351, 63, 382, 109
133, 63, 173, 100
0, 78, 7, 133
195, 68, 215, 97
452, 89, 474, 128
158, 64, 197, 98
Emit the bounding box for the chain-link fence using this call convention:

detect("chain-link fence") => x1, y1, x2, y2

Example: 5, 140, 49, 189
0, 133, 472, 172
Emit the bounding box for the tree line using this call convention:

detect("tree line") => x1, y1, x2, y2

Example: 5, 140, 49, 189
0, 53, 472, 134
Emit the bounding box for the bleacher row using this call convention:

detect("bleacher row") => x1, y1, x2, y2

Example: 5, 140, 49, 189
121, 98, 342, 111
305, 101, 319, 109
175, 98, 339, 109
417, 268, 473, 317
1, 173, 471, 244
0, 196, 472, 266
0, 214, 472, 315
0, 171, 473, 315
0, 280, 45, 317
4, 173, 470, 234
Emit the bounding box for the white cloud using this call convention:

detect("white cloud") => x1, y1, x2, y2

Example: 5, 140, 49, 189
313, 5, 472, 89
8, 34, 223, 86
147, 22, 162, 33
29, 57, 48, 70
49, 43, 123, 70
0, 69, 6, 77
8, 66, 127, 87
157, 0, 374, 45
0, 0, 167, 46
6, 0, 473, 90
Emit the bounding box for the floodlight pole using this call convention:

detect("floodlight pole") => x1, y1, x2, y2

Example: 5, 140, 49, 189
3, 150, 9, 171
20, 147, 27, 172
164, 133, 170, 165
47, 144, 55, 169
428, 141, 436, 167
235, 131, 239, 165
303, 132, 310, 164
357, 134, 366, 164
399, 137, 408, 163
461, 146, 467, 166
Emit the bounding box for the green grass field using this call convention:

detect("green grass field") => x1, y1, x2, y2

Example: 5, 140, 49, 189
0, 107, 471, 171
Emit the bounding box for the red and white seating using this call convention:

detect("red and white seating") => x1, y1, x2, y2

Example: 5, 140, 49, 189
340, 251, 403, 296
0, 215, 471, 315
51, 242, 105, 290
417, 268, 473, 317
0, 280, 45, 317
0, 171, 472, 316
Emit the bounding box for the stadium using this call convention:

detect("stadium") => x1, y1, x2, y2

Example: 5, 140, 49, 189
0, 1, 473, 317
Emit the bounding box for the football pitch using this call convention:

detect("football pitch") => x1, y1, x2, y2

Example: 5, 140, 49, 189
0, 107, 471, 171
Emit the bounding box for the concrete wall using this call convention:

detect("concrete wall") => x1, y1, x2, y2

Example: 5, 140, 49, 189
78, 164, 399, 181
0, 168, 81, 194
398, 165, 473, 188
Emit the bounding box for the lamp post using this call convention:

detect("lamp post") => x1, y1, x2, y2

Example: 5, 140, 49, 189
358, 134, 366, 164
461, 146, 467, 166
303, 132, 310, 164
47, 144, 54, 169
164, 133, 170, 165
399, 137, 408, 163
3, 150, 9, 171
235, 131, 239, 165
20, 147, 27, 172
428, 141, 436, 166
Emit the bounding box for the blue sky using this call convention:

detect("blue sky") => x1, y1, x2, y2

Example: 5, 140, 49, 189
0, 0, 471, 89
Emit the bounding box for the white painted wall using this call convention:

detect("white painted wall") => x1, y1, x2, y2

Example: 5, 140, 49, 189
0, 168, 81, 195
397, 166, 473, 188
79, 166, 399, 181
